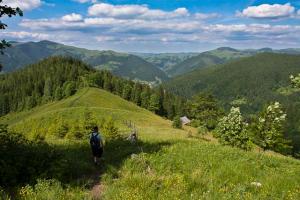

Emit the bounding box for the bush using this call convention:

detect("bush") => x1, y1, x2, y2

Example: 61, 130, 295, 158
172, 116, 182, 129
253, 102, 291, 153
197, 126, 208, 137
0, 124, 60, 187
216, 107, 252, 150
19, 179, 89, 200
102, 117, 120, 141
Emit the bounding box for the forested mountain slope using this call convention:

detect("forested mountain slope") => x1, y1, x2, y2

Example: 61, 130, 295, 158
0, 40, 168, 82
164, 53, 300, 150
167, 47, 300, 77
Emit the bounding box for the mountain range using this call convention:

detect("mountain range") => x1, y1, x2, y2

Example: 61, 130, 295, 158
0, 40, 168, 82
166, 47, 300, 77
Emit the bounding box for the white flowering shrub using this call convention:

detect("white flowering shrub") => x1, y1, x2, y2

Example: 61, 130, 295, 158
216, 107, 252, 150
290, 74, 300, 88
254, 102, 291, 152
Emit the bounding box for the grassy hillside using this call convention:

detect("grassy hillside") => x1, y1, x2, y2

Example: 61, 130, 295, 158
0, 41, 168, 82
1, 87, 300, 199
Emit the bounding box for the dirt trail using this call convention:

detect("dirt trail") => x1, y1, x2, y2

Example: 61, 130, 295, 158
88, 169, 104, 200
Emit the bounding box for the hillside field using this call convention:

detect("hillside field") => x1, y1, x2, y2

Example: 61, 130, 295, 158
1, 88, 300, 199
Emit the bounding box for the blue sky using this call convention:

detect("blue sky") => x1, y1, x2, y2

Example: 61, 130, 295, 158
1, 0, 300, 52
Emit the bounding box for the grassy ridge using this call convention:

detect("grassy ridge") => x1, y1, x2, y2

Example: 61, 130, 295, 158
1, 87, 300, 199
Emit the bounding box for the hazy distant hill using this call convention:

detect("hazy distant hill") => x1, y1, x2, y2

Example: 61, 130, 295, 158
133, 52, 198, 73
0, 40, 168, 82
166, 47, 300, 77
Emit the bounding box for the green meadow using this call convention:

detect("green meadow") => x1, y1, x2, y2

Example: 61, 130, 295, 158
1, 87, 300, 199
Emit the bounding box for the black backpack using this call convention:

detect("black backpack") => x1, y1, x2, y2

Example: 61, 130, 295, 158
90, 133, 100, 147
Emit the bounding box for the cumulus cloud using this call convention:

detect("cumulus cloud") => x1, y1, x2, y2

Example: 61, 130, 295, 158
1, 31, 49, 40
10, 2, 300, 51
2, 0, 42, 11
88, 3, 189, 19
238, 3, 295, 19
62, 13, 83, 22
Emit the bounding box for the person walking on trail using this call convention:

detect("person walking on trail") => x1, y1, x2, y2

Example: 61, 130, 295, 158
90, 126, 104, 165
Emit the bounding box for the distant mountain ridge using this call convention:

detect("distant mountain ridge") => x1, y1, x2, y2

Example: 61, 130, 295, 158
166, 47, 300, 77
0, 40, 168, 82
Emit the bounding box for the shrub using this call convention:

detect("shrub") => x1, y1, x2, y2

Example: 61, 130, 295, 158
19, 179, 89, 200
216, 107, 252, 150
253, 102, 291, 153
0, 124, 60, 187
290, 73, 300, 88
172, 116, 182, 129
102, 117, 120, 141
197, 126, 208, 137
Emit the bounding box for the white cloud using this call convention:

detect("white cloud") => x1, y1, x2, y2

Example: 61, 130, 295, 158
194, 12, 220, 19
73, 0, 97, 3
1, 31, 49, 40
238, 3, 295, 19
88, 3, 189, 19
2, 0, 42, 11
62, 13, 83, 22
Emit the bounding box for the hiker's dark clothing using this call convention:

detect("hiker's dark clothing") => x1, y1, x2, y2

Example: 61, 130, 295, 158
90, 132, 103, 158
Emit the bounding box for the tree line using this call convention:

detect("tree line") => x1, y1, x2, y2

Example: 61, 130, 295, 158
0, 56, 185, 120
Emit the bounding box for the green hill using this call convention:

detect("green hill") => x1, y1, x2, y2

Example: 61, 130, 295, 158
1, 87, 300, 199
0, 40, 168, 82
166, 47, 300, 77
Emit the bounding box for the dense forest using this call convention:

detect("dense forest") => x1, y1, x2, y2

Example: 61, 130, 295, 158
164, 53, 300, 154
0, 56, 184, 120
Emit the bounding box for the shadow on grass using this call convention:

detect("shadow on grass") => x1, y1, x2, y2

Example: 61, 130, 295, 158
47, 138, 172, 188
1, 127, 171, 196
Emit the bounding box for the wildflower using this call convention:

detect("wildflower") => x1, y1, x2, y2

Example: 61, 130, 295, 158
251, 182, 262, 187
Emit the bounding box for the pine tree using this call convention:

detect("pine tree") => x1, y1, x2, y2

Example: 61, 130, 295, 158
172, 116, 182, 129
54, 87, 63, 101
148, 94, 160, 113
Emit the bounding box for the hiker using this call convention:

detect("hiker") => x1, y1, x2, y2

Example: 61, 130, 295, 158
90, 126, 104, 165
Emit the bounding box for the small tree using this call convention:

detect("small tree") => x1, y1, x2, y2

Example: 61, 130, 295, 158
254, 102, 291, 153
216, 107, 252, 150
172, 116, 182, 129
148, 94, 160, 113
290, 74, 300, 88
102, 117, 120, 141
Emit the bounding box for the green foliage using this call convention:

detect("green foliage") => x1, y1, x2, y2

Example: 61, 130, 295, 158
47, 118, 69, 139
0, 124, 60, 187
165, 53, 300, 154
253, 102, 292, 153
216, 107, 252, 150
172, 116, 182, 129
197, 125, 208, 136
186, 93, 223, 130
19, 179, 89, 200
102, 117, 120, 141
0, 0, 23, 62
148, 94, 160, 113
290, 73, 300, 88
0, 56, 91, 116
